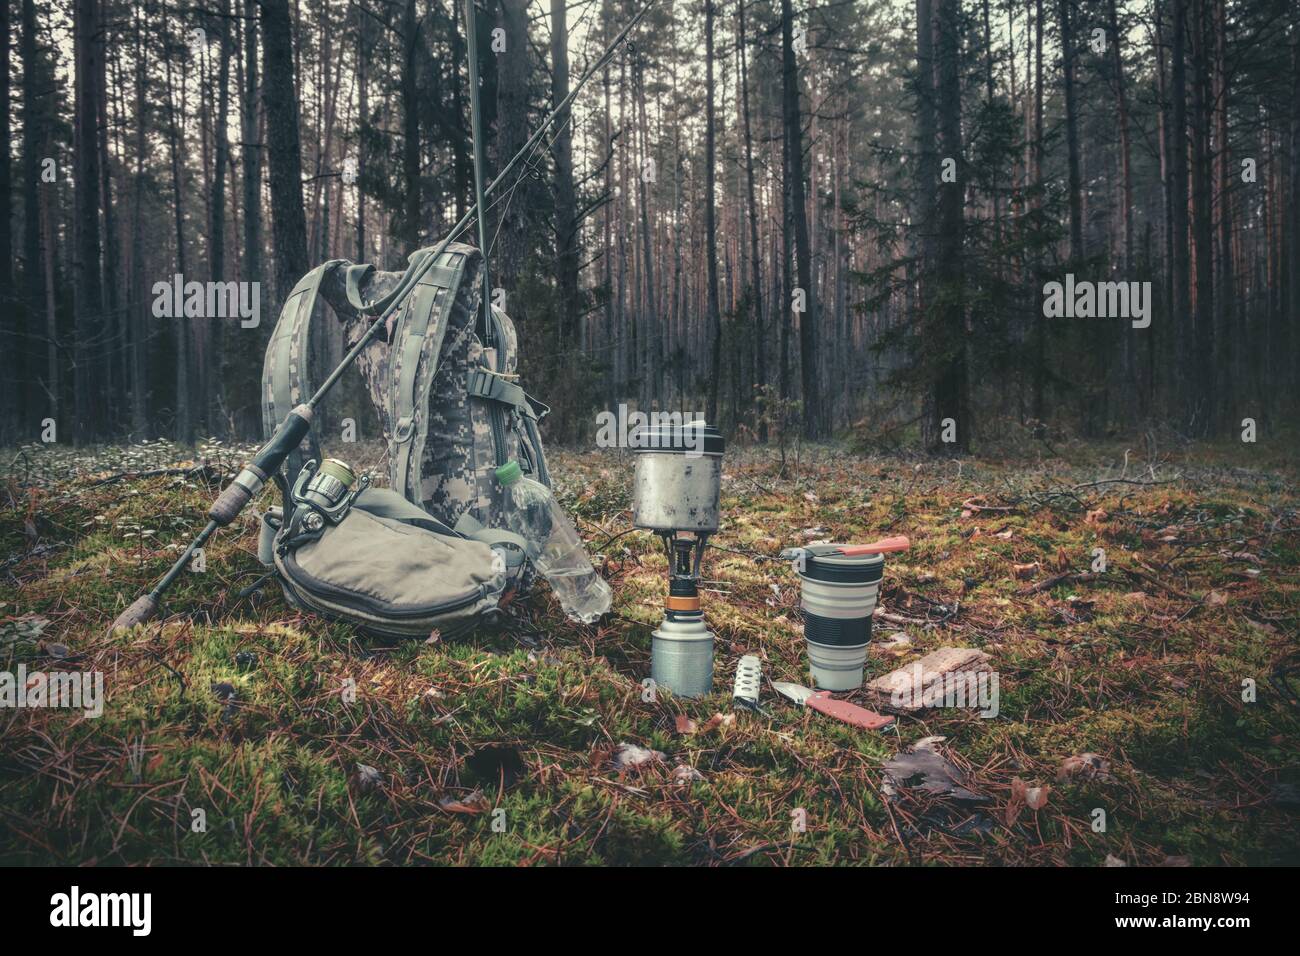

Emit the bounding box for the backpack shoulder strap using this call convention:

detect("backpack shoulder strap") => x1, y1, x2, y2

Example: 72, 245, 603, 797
261, 259, 346, 488
388, 245, 474, 503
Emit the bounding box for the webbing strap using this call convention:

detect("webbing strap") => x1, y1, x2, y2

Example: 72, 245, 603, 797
353, 487, 460, 537
389, 250, 466, 502
454, 511, 531, 565
345, 252, 461, 316
261, 260, 345, 487
466, 368, 536, 418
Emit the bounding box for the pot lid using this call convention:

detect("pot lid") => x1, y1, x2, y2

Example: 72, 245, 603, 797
632, 421, 725, 455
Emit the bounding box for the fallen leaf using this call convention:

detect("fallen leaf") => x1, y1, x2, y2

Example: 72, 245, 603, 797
671, 764, 704, 785
610, 742, 665, 771
882, 749, 987, 802
700, 712, 736, 733
1086, 509, 1108, 525
1057, 753, 1112, 782
1205, 590, 1227, 606
1012, 562, 1040, 581
869, 632, 913, 658
674, 715, 697, 735
438, 790, 490, 814
1007, 777, 1051, 825
1221, 551, 1261, 563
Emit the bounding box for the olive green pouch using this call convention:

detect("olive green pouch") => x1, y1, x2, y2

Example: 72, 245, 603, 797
266, 487, 506, 639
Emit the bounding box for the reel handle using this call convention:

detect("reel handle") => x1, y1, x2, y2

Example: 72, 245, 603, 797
207, 404, 313, 525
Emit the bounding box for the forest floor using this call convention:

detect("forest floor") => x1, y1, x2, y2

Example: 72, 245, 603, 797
1, 434, 1297, 866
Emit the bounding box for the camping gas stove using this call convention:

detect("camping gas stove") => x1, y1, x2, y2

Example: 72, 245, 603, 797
632, 421, 725, 698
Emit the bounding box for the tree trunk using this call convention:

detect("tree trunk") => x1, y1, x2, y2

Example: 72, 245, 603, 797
1212, 0, 1233, 429
1032, 0, 1045, 422
932, 0, 969, 453
356, 1, 368, 261
1170, 0, 1191, 415
19, 0, 43, 426
399, 0, 421, 251
243, 0, 263, 285
165, 44, 191, 443
781, 0, 819, 437
228, 0, 265, 436
1106, 0, 1133, 273
448, 3, 468, 223
494, 0, 529, 300
1188, 0, 1215, 434
129, 0, 149, 435
211, 0, 233, 432
262, 0, 310, 304
551, 0, 580, 349
916, 0, 939, 440
1288, 0, 1300, 396
634, 61, 658, 409
1058, 0, 1084, 263
0, 0, 15, 438
73, 0, 106, 443
704, 0, 722, 425
738, 0, 765, 439
41, 178, 60, 422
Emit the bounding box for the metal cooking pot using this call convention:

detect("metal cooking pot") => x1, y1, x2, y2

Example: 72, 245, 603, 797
631, 422, 725, 533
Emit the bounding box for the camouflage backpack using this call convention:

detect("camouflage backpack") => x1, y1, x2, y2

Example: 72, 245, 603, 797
256, 240, 553, 636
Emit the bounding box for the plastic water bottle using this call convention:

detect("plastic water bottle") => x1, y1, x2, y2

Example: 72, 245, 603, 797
495, 461, 611, 624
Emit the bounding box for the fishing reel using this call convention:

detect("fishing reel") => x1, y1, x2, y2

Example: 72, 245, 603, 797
282, 458, 370, 547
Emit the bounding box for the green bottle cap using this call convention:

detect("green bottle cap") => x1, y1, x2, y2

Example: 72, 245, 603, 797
495, 461, 523, 485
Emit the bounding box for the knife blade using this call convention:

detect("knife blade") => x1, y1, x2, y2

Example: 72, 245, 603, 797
772, 681, 895, 731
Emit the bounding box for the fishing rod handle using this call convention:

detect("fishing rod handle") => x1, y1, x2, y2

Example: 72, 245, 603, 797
209, 404, 314, 525
111, 594, 159, 632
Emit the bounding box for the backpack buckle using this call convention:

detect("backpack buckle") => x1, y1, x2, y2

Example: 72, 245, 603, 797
393, 416, 416, 443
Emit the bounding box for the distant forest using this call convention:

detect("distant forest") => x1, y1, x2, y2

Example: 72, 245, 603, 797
0, 0, 1297, 451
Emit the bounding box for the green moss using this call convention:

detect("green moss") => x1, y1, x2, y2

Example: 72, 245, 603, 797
1, 443, 1297, 865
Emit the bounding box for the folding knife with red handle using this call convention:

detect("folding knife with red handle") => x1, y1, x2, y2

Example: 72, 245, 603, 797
772, 681, 895, 731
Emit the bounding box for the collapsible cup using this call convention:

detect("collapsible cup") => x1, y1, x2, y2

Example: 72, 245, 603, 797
790, 537, 909, 691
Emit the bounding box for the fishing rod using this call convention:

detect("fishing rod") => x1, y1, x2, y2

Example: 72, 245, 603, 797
110, 0, 658, 633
